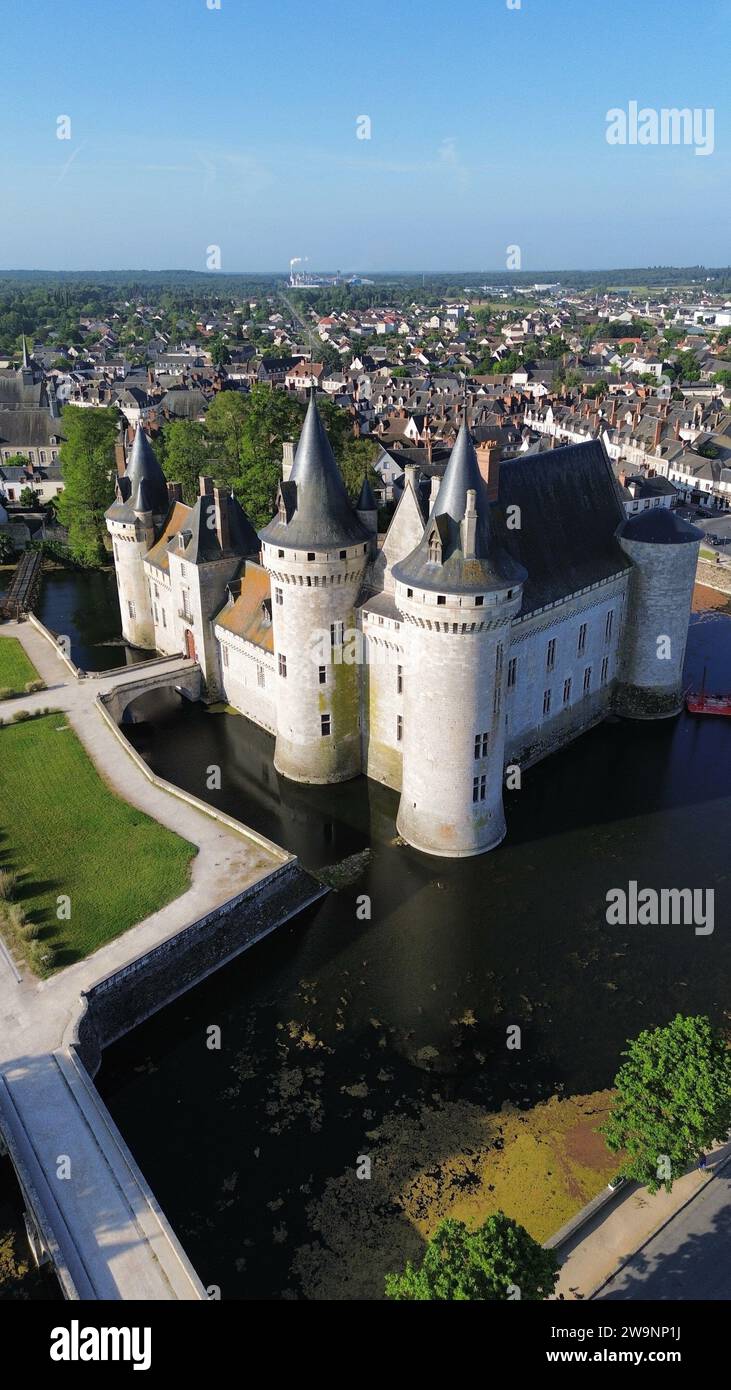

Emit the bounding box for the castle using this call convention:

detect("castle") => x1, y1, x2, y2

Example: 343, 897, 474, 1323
106, 394, 702, 858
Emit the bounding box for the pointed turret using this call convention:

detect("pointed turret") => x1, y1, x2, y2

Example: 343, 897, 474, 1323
21, 335, 29, 369
260, 393, 369, 550
392, 422, 526, 594
125, 425, 169, 516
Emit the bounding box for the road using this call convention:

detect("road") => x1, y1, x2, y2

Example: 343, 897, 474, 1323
595, 1165, 731, 1301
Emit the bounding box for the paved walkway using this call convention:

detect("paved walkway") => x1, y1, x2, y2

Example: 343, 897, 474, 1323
596, 1161, 731, 1301
555, 1140, 731, 1300
0, 618, 308, 1299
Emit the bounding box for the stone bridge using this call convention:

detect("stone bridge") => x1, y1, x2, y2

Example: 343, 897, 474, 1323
98, 657, 202, 724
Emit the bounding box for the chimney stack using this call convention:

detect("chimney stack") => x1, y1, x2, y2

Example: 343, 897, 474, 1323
213, 486, 231, 553
199, 475, 214, 496
653, 418, 662, 450
462, 488, 478, 557
282, 440, 295, 482
167, 481, 183, 503
476, 442, 501, 502
115, 440, 126, 478
429, 474, 441, 510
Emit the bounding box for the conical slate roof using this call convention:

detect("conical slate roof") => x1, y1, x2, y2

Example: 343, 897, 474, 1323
259, 394, 369, 550
124, 426, 169, 515
356, 475, 377, 511
392, 423, 526, 594
106, 425, 169, 522
618, 508, 703, 546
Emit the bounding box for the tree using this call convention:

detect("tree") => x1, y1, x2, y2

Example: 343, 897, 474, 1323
712, 370, 731, 388
0, 534, 15, 563
159, 420, 208, 505
204, 391, 249, 481
56, 406, 118, 566
602, 1014, 731, 1193
385, 1213, 559, 1302
671, 350, 701, 383
208, 333, 231, 366
19, 487, 39, 508
205, 385, 305, 527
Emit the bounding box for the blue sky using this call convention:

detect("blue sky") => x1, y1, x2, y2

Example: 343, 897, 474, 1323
2, 0, 729, 271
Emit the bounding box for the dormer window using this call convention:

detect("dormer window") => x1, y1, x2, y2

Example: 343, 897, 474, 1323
427, 526, 442, 565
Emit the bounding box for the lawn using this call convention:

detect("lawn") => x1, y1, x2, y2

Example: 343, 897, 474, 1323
0, 636, 43, 699
0, 712, 196, 971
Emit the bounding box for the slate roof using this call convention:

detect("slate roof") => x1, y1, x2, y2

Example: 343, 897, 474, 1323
492, 440, 633, 613
0, 376, 46, 409
617, 509, 703, 546
259, 394, 369, 551
177, 490, 259, 564
0, 409, 63, 448
392, 423, 527, 594
356, 476, 377, 511
106, 425, 169, 522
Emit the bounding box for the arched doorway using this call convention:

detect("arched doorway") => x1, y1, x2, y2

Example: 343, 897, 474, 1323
184, 628, 196, 661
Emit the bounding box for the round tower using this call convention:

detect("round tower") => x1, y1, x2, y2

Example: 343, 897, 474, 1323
614, 508, 703, 718
392, 424, 527, 857
260, 394, 371, 783
105, 426, 169, 650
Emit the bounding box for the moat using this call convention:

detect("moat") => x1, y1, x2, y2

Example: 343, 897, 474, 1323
73, 581, 729, 1300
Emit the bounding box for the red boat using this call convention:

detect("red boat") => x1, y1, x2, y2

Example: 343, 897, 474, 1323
686, 667, 731, 716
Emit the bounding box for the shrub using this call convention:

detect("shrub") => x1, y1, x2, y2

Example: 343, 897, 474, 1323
24, 679, 46, 694
10, 710, 32, 723
0, 870, 17, 900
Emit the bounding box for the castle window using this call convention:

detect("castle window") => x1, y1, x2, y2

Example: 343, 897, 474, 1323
319, 665, 327, 685
321, 713, 331, 736
278, 549, 284, 558
563, 677, 572, 704
507, 589, 514, 599
278, 654, 287, 678
397, 664, 403, 694
507, 657, 517, 689
162, 610, 166, 628
407, 588, 413, 598
127, 601, 135, 619
472, 775, 487, 803
275, 587, 283, 605
605, 610, 614, 643
493, 686, 501, 716
154, 604, 159, 623
474, 732, 489, 759
222, 645, 229, 668
577, 623, 587, 655
257, 665, 265, 688
475, 596, 484, 607
330, 621, 344, 647
437, 595, 446, 606
601, 656, 609, 683
307, 552, 315, 561
340, 550, 347, 559
543, 689, 551, 716
583, 665, 592, 692
396, 715, 403, 742
546, 638, 556, 672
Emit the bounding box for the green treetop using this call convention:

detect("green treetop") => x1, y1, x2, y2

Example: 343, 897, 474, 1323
385, 1212, 559, 1302
602, 1014, 731, 1193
